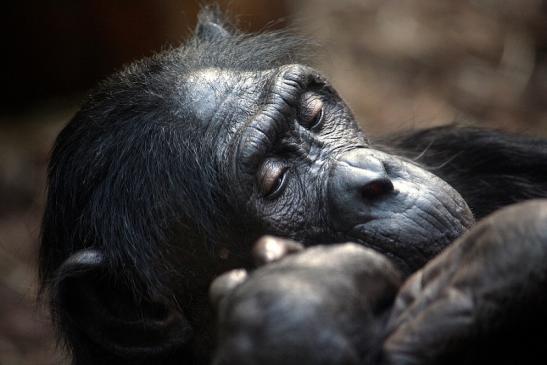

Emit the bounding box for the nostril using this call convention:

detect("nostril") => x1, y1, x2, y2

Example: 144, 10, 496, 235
361, 178, 394, 200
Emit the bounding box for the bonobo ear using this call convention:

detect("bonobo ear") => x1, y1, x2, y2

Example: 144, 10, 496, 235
195, 6, 233, 41
252, 235, 304, 266
52, 249, 192, 360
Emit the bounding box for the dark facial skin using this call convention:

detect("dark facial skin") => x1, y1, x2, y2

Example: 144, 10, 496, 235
184, 64, 474, 274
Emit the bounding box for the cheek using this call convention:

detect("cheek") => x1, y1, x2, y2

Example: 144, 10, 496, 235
255, 168, 328, 238
397, 161, 473, 219
382, 156, 475, 234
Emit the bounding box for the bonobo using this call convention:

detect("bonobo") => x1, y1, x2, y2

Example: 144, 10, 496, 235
39, 6, 547, 365
212, 200, 547, 365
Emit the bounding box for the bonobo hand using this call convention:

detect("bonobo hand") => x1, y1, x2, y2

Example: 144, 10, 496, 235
381, 199, 547, 365
210, 236, 402, 365
211, 200, 547, 365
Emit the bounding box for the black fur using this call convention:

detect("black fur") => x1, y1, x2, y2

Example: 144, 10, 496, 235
40, 6, 311, 297
40, 8, 315, 364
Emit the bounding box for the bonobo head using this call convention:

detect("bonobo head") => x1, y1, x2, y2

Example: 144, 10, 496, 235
39, 6, 474, 365
210, 236, 402, 365
180, 59, 474, 273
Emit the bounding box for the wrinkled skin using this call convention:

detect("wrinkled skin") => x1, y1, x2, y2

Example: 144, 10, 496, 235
213, 200, 547, 365
187, 64, 473, 273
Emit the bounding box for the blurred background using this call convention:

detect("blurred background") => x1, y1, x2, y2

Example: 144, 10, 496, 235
1, 1, 546, 363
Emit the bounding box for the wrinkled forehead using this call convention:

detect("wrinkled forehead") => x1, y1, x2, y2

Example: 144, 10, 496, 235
183, 67, 274, 129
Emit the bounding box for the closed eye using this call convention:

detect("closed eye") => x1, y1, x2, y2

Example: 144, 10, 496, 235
258, 159, 288, 198
299, 92, 324, 129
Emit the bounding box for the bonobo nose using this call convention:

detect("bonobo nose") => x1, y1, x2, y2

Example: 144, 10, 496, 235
327, 149, 395, 229
338, 149, 393, 200
361, 177, 394, 200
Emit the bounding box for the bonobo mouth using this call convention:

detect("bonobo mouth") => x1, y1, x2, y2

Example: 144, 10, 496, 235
328, 149, 475, 275
348, 205, 472, 275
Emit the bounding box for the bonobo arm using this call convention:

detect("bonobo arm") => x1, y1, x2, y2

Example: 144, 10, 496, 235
381, 126, 547, 219
382, 199, 547, 365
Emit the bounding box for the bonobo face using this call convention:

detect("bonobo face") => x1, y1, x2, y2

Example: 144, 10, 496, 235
184, 64, 474, 273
